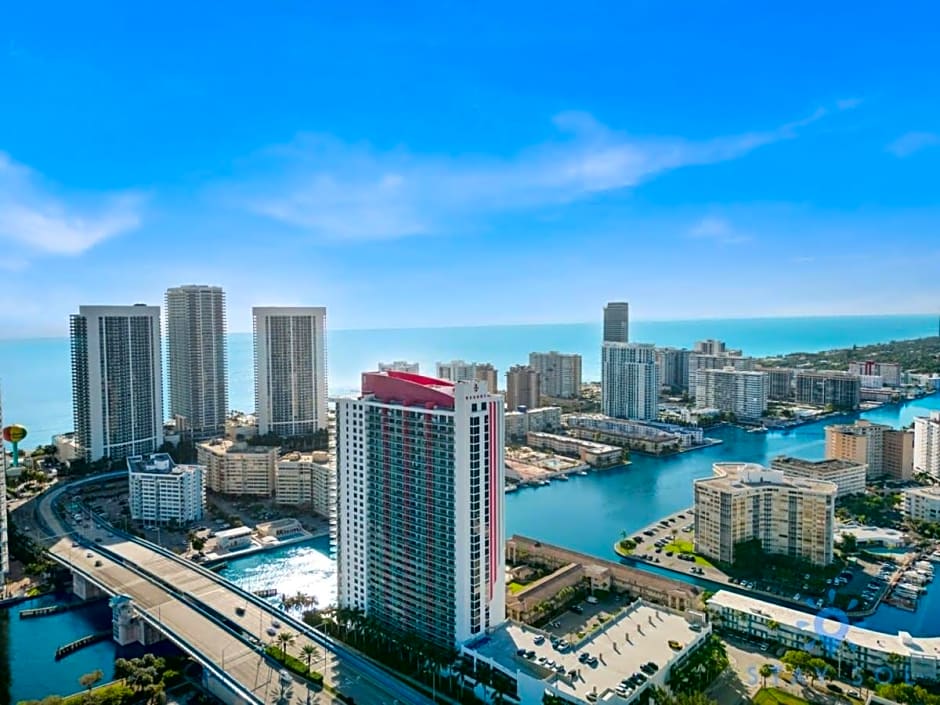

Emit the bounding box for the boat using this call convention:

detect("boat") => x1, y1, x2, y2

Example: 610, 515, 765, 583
556, 474, 569, 481
577, 470, 589, 476
747, 427, 768, 434
504, 485, 518, 493
539, 479, 551, 486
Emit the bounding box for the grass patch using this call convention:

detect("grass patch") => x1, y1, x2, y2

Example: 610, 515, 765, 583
753, 687, 811, 705
665, 539, 694, 554
265, 645, 324, 686
508, 581, 527, 595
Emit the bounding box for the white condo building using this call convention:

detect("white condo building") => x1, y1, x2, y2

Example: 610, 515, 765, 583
128, 453, 205, 526
378, 361, 420, 374
694, 367, 769, 421
166, 285, 228, 439
70, 305, 164, 462
528, 351, 582, 399
336, 371, 506, 648
435, 360, 499, 393
914, 411, 940, 478
253, 307, 328, 437
903, 486, 940, 524
601, 342, 659, 421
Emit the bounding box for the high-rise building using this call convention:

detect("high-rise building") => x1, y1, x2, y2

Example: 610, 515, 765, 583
378, 361, 420, 374
693, 339, 736, 355
603, 302, 630, 343
528, 351, 582, 399
654, 347, 691, 393
128, 453, 205, 526
253, 307, 328, 438
197, 439, 278, 496
849, 361, 902, 387
435, 360, 499, 393
757, 367, 794, 401
275, 450, 334, 516
335, 371, 505, 648
505, 365, 540, 409
914, 411, 940, 478
601, 342, 659, 421
70, 305, 164, 462
824, 420, 914, 481
770, 456, 867, 498
694, 462, 836, 566
165, 285, 228, 440
694, 367, 768, 421
687, 353, 753, 398
0, 387, 8, 584
794, 371, 861, 410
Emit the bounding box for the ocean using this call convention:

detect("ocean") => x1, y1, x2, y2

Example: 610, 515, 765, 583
0, 313, 936, 444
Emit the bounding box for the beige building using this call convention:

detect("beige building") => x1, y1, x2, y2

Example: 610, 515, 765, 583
504, 406, 562, 441
770, 455, 867, 497
524, 431, 621, 467
825, 420, 914, 481
275, 450, 334, 516
196, 439, 277, 497
505, 365, 540, 410
694, 462, 837, 566
435, 360, 499, 393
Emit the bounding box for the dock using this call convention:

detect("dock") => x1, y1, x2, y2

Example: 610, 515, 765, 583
55, 631, 111, 660
20, 599, 104, 619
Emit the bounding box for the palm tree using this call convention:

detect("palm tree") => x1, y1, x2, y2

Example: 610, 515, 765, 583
300, 643, 319, 675
759, 663, 774, 687
276, 631, 296, 654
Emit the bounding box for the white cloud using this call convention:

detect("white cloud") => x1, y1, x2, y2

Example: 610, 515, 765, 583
0, 152, 143, 256
887, 131, 939, 158
225, 104, 842, 241
687, 216, 751, 245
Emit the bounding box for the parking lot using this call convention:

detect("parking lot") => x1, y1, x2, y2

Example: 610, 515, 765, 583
540, 592, 637, 643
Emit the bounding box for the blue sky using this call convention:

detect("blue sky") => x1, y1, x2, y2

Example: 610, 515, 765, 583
1, 2, 939, 336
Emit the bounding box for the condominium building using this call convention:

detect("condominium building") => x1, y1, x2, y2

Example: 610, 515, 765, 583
378, 361, 420, 374
165, 285, 228, 440
825, 420, 914, 480
903, 486, 940, 524
505, 365, 540, 410
436, 360, 499, 393
849, 361, 902, 387
914, 411, 940, 478
70, 305, 164, 462
654, 347, 691, 393
336, 371, 505, 648
564, 414, 703, 452
693, 367, 768, 421
127, 453, 205, 526
687, 353, 754, 398
757, 367, 794, 401
602, 302, 629, 343
794, 371, 861, 410
253, 307, 328, 437
524, 432, 621, 467
504, 406, 562, 441
694, 462, 837, 566
694, 339, 739, 356
528, 351, 582, 399
0, 388, 8, 583
275, 450, 334, 516
770, 455, 867, 497
601, 342, 659, 421
196, 439, 278, 496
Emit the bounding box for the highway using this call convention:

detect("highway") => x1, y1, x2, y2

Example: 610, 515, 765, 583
30, 474, 435, 705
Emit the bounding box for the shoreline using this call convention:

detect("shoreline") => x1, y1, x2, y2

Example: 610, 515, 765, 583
202, 529, 329, 567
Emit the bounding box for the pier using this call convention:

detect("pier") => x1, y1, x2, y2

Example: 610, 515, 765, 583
20, 599, 104, 619
55, 631, 111, 660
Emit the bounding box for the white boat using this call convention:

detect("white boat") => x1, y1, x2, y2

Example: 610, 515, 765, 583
539, 479, 551, 486
556, 474, 569, 481
504, 485, 518, 493
577, 470, 589, 476
895, 583, 924, 595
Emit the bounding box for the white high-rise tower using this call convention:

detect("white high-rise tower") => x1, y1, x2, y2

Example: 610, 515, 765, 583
601, 342, 659, 420
252, 307, 327, 437
166, 285, 228, 439
70, 305, 164, 462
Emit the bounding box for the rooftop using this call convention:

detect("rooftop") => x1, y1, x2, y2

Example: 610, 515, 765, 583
772, 456, 866, 474
708, 590, 940, 657
360, 370, 463, 408
198, 438, 277, 455
126, 453, 199, 475
467, 602, 707, 702
700, 462, 838, 494
905, 485, 940, 499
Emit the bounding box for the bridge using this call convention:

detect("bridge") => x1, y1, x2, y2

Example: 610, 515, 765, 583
29, 473, 436, 705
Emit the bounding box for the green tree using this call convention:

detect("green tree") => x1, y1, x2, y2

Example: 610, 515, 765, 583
300, 643, 319, 675
276, 631, 296, 653
759, 663, 774, 687
78, 669, 104, 696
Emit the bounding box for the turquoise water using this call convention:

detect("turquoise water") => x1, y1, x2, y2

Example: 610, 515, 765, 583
1, 314, 936, 443
2, 595, 116, 705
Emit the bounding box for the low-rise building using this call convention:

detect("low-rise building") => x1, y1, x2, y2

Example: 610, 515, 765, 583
564, 414, 700, 453
795, 371, 861, 410
256, 517, 305, 540
197, 439, 277, 497
524, 431, 621, 467
275, 450, 334, 516
214, 526, 253, 551
505, 406, 562, 441
694, 462, 836, 566
914, 411, 940, 478
903, 486, 940, 524
770, 455, 867, 497
708, 590, 940, 682
127, 453, 205, 526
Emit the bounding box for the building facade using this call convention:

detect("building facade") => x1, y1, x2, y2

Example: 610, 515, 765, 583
603, 301, 630, 343
253, 307, 328, 438
70, 304, 164, 462
335, 371, 505, 648
528, 351, 582, 399
505, 365, 540, 410
435, 360, 499, 393
903, 486, 940, 524
378, 361, 420, 373
687, 353, 754, 398
914, 411, 940, 478
654, 347, 691, 393
504, 406, 562, 441
601, 342, 659, 421
694, 367, 769, 421
524, 432, 621, 466
128, 453, 205, 526
849, 361, 902, 387
757, 367, 794, 401
770, 455, 867, 497
825, 420, 913, 480
275, 450, 334, 516
165, 285, 228, 440
794, 371, 861, 410
694, 462, 837, 566
197, 439, 278, 496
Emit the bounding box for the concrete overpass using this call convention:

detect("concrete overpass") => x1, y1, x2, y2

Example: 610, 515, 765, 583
30, 473, 436, 705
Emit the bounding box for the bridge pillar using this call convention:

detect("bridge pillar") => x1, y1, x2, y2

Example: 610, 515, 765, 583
72, 572, 106, 600
202, 670, 255, 705
109, 595, 166, 647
